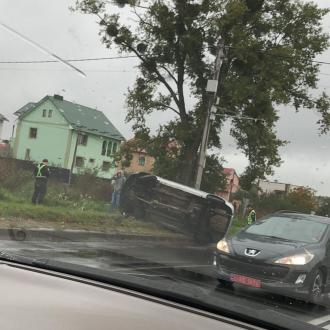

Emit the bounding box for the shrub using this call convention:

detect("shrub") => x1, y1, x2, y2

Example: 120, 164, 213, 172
71, 170, 112, 201
0, 187, 14, 201
0, 159, 32, 190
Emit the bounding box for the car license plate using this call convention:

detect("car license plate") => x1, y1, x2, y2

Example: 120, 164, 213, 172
230, 274, 261, 288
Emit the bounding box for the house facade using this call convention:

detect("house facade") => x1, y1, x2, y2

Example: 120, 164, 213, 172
12, 95, 124, 179
118, 138, 155, 174
125, 150, 155, 173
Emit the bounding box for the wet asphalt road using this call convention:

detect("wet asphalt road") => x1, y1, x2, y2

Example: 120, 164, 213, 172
1, 234, 330, 328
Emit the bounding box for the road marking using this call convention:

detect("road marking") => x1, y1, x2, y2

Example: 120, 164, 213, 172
309, 315, 330, 325
323, 324, 330, 330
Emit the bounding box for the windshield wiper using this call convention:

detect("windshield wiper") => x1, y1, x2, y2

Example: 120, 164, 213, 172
262, 235, 299, 243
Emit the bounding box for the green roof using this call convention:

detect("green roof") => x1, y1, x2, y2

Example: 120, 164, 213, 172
14, 102, 36, 116
18, 95, 124, 141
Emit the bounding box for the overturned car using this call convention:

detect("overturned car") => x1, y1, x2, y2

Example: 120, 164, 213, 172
120, 173, 234, 243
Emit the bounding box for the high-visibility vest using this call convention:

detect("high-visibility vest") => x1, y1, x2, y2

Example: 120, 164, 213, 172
36, 164, 46, 178
247, 210, 256, 225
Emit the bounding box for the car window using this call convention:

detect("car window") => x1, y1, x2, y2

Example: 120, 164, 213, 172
245, 216, 328, 243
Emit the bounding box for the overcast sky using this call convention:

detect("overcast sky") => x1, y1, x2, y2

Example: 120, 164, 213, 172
1, 0, 330, 195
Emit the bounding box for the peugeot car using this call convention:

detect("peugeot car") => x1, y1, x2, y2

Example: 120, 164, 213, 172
215, 212, 330, 302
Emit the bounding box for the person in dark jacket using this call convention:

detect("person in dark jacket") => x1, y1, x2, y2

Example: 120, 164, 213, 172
32, 159, 50, 205
110, 171, 126, 209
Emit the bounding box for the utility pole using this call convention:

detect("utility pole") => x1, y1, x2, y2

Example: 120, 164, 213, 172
195, 39, 226, 190
68, 129, 84, 185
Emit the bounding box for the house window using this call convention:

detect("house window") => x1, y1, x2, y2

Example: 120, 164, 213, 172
24, 149, 31, 161
78, 134, 88, 146
48, 110, 53, 118
112, 142, 118, 154
75, 156, 84, 168
29, 128, 37, 139
42, 109, 47, 117
138, 155, 146, 166
102, 161, 111, 172
89, 158, 95, 164
107, 141, 113, 157
101, 140, 107, 155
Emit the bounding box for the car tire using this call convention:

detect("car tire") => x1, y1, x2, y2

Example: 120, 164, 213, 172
309, 269, 324, 302
217, 279, 233, 289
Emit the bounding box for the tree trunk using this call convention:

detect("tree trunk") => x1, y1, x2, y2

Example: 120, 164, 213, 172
176, 136, 201, 187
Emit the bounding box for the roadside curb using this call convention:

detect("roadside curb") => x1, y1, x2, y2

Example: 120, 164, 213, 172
0, 228, 194, 244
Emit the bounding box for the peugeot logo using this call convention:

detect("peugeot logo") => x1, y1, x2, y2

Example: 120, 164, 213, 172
244, 248, 260, 257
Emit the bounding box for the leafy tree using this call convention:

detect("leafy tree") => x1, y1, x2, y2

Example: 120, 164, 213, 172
113, 138, 143, 170
317, 197, 330, 217
200, 154, 227, 193
287, 187, 317, 213
115, 134, 226, 193
73, 0, 330, 190
233, 187, 317, 216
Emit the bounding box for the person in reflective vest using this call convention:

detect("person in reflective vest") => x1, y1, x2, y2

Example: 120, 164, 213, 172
32, 159, 50, 205
246, 205, 256, 225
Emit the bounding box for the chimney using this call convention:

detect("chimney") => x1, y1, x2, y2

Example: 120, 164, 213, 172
54, 94, 64, 101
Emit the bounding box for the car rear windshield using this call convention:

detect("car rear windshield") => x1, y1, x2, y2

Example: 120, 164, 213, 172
245, 216, 328, 243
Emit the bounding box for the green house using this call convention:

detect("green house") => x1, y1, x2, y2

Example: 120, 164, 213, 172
12, 94, 124, 179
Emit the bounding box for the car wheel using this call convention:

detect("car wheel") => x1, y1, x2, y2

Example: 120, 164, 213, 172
309, 270, 324, 302
217, 279, 233, 289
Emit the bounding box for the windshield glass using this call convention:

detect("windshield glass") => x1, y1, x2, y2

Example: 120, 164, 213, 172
245, 216, 328, 243
1, 0, 330, 329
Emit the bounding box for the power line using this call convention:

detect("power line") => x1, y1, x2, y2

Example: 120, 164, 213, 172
216, 113, 267, 123
0, 67, 136, 73
226, 45, 330, 66
0, 54, 329, 68
0, 55, 138, 64
0, 21, 86, 78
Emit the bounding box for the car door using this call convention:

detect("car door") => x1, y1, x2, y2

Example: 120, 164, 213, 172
324, 229, 330, 291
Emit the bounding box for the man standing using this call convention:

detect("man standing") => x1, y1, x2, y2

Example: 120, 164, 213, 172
111, 171, 126, 209
32, 159, 50, 205
246, 205, 256, 225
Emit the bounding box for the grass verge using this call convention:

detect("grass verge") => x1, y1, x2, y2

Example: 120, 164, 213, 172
0, 201, 184, 238
227, 217, 246, 236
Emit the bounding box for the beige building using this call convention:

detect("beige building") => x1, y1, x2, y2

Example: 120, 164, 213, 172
124, 150, 155, 174
258, 180, 307, 195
